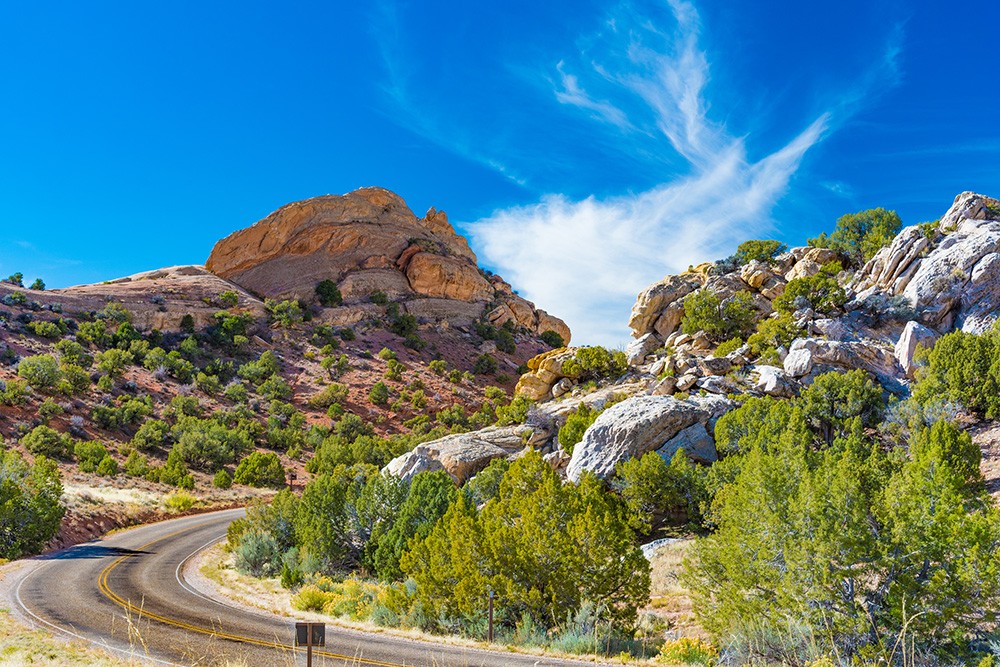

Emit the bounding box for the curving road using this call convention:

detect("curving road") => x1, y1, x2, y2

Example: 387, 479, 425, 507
9, 508, 606, 666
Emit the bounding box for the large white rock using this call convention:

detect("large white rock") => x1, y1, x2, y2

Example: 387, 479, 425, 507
384, 448, 445, 482
894, 321, 938, 378
566, 395, 708, 481
754, 365, 797, 397
384, 426, 527, 483
657, 422, 717, 464
627, 333, 661, 366
784, 348, 814, 377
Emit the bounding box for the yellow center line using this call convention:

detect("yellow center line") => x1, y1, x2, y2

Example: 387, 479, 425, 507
96, 517, 406, 667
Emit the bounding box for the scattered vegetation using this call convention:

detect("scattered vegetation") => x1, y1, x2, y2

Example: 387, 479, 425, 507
808, 206, 902, 267
681, 289, 756, 342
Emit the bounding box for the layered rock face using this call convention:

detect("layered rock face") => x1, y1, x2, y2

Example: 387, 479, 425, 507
206, 187, 569, 340
854, 191, 1000, 334
46, 265, 265, 332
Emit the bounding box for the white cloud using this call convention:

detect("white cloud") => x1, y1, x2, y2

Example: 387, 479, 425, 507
470, 0, 830, 346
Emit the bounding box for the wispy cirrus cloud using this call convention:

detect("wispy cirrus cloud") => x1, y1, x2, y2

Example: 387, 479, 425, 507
470, 0, 838, 345
372, 0, 903, 346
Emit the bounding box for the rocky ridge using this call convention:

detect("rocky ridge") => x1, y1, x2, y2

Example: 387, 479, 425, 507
206, 187, 569, 343
384, 191, 1000, 485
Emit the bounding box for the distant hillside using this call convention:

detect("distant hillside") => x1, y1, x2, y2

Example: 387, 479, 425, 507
0, 187, 570, 550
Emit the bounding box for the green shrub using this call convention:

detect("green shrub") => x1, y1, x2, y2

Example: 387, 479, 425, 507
92, 396, 153, 430
160, 448, 194, 489
17, 354, 61, 390
377, 347, 397, 361
558, 404, 599, 454
369, 381, 390, 406
496, 329, 516, 354
213, 469, 233, 489
401, 452, 649, 633
163, 491, 196, 513
21, 425, 74, 459
57, 363, 90, 396
132, 419, 171, 451
561, 346, 628, 382
734, 240, 787, 266
27, 320, 63, 339
403, 333, 425, 350
713, 337, 743, 357
429, 359, 447, 376
370, 290, 388, 306
234, 452, 286, 488
238, 351, 281, 384
95, 348, 132, 377
217, 290, 240, 308
308, 383, 348, 409
385, 359, 405, 382
265, 299, 304, 327
224, 382, 249, 403
77, 320, 112, 348
495, 395, 532, 425
473, 354, 498, 375
746, 312, 803, 362
0, 379, 29, 406
655, 637, 718, 665
681, 289, 756, 342
36, 398, 64, 423
0, 451, 64, 559
616, 450, 708, 535
539, 330, 565, 348
194, 372, 222, 395
911, 326, 1000, 418
258, 375, 292, 401
96, 454, 118, 477
75, 441, 110, 473
172, 416, 254, 471
775, 261, 847, 315
55, 339, 92, 367
124, 451, 150, 477
808, 207, 902, 267
389, 313, 417, 338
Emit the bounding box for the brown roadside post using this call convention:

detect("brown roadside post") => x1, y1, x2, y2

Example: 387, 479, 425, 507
295, 621, 326, 667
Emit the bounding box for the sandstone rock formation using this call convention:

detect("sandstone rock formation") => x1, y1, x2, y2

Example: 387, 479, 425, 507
894, 321, 938, 378
42, 265, 266, 332
566, 395, 711, 482
854, 191, 1000, 334
384, 425, 543, 483
206, 187, 569, 341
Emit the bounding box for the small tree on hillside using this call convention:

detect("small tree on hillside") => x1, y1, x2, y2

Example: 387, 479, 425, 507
315, 280, 343, 307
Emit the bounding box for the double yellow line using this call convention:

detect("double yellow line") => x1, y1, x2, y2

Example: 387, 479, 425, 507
96, 520, 405, 667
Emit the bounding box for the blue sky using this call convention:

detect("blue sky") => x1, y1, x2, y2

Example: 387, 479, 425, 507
1, 1, 998, 345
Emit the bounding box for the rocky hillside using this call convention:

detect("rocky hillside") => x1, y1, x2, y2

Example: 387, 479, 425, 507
388, 191, 1000, 492
206, 187, 569, 343
0, 187, 570, 548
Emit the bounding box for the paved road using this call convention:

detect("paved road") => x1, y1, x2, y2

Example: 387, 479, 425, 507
11, 508, 604, 666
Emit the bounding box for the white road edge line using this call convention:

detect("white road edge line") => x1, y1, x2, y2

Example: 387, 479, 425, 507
13, 558, 184, 667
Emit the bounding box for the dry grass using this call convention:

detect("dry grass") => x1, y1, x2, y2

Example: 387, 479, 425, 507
645, 539, 703, 636
63, 484, 163, 511
0, 605, 142, 667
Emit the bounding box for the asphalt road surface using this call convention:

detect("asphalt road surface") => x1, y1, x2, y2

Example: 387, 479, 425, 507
11, 508, 607, 666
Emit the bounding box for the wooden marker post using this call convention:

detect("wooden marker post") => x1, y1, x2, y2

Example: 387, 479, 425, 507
295, 622, 326, 667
